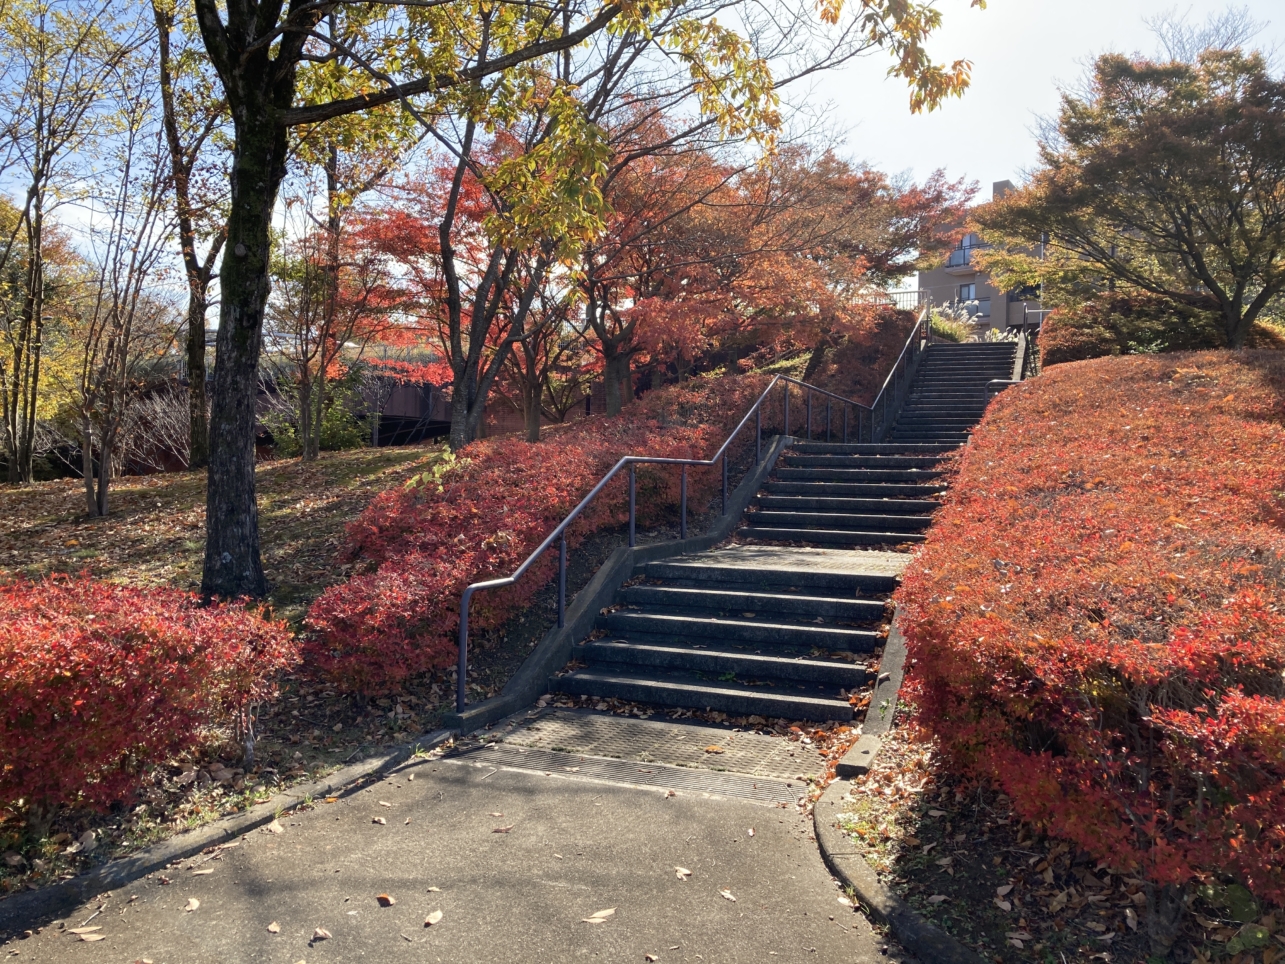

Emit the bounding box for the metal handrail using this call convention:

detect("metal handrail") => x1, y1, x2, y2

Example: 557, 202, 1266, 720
454, 312, 930, 711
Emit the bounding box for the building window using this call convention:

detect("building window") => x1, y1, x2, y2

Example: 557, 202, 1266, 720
959, 283, 976, 301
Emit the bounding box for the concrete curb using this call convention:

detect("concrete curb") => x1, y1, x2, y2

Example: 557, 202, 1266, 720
0, 728, 456, 937
818, 609, 984, 964
814, 779, 986, 964
444, 435, 794, 735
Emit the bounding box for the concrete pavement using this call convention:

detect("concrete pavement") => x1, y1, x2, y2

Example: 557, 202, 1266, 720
6, 754, 908, 964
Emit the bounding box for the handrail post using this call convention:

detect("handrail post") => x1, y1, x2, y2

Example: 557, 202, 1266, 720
628, 463, 636, 547
679, 465, 688, 539
825, 400, 831, 442
456, 591, 471, 712
806, 390, 812, 440
721, 453, 728, 515
842, 404, 849, 444
755, 404, 761, 464
783, 382, 790, 438
557, 535, 567, 628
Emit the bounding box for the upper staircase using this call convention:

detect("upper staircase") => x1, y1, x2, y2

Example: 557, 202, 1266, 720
550, 341, 1017, 722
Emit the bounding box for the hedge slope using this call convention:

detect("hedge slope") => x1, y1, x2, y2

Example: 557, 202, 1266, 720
897, 351, 1285, 904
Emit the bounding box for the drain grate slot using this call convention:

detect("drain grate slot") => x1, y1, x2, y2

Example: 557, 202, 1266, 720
444, 743, 807, 805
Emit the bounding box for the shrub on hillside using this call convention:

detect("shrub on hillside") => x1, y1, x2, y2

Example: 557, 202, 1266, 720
1038, 293, 1285, 367
0, 577, 298, 820
305, 374, 773, 695
896, 352, 1285, 936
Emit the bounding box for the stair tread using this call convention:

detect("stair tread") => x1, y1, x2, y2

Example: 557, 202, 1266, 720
555, 669, 854, 711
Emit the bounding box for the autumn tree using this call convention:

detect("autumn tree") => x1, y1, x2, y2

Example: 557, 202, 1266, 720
973, 48, 1285, 350
0, 0, 133, 483
151, 0, 228, 471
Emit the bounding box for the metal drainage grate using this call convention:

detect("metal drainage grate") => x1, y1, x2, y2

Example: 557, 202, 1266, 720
444, 743, 807, 805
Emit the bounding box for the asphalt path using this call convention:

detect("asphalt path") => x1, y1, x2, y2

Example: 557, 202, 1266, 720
7, 756, 909, 964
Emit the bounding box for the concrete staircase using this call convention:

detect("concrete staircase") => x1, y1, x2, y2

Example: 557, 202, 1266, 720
550, 342, 1013, 721
888, 341, 1017, 445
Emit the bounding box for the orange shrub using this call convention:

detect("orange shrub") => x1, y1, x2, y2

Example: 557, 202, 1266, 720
897, 352, 1285, 905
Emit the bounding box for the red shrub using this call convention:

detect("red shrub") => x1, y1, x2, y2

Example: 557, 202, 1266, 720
897, 351, 1285, 904
0, 576, 298, 815
305, 374, 772, 694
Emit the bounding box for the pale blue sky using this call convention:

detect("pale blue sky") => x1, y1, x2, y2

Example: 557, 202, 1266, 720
810, 0, 1284, 195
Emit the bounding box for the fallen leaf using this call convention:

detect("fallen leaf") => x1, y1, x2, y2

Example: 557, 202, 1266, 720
405, 818, 411, 825
424, 910, 443, 927
927, 895, 948, 903
267, 922, 281, 934
377, 894, 396, 907
68, 927, 102, 935
372, 817, 387, 825
994, 899, 1012, 912
704, 746, 724, 754
79, 934, 106, 942
928, 810, 946, 817
332, 724, 343, 732
922, 842, 937, 854
185, 898, 200, 912
492, 826, 513, 834
191, 869, 214, 876
646, 956, 659, 962
489, 812, 503, 817
675, 867, 691, 880
427, 886, 441, 892
583, 908, 616, 923
378, 801, 392, 808
312, 927, 331, 941
720, 890, 736, 902
996, 885, 1013, 897
664, 789, 676, 798
747, 829, 754, 837
264, 820, 285, 835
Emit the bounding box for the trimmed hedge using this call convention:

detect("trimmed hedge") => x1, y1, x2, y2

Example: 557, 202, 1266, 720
897, 351, 1285, 906
1, 577, 297, 816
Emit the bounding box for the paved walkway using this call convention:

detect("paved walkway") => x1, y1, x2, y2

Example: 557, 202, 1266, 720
12, 751, 910, 963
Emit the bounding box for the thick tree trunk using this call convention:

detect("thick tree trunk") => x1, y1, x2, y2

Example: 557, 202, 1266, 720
201, 106, 285, 599
448, 380, 471, 451
186, 291, 209, 469
603, 352, 631, 416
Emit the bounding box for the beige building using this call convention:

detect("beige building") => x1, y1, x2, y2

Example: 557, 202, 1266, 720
913, 180, 1044, 332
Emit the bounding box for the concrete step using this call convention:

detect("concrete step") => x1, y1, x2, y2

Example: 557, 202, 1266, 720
781, 454, 945, 469
619, 584, 886, 621
552, 669, 853, 722
787, 442, 957, 455
773, 467, 944, 483
763, 480, 947, 498
737, 526, 926, 547
599, 611, 881, 650
747, 510, 932, 531
641, 558, 899, 594
756, 495, 940, 513
578, 639, 872, 686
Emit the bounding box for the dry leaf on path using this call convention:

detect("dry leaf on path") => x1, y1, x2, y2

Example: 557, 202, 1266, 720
67, 926, 101, 935
489, 812, 503, 817
704, 746, 724, 754
492, 825, 513, 833
720, 890, 736, 902
191, 869, 214, 876
377, 894, 396, 907
994, 899, 1012, 911
372, 817, 387, 825
312, 927, 332, 941
267, 922, 281, 934
79, 934, 106, 942
185, 898, 200, 912
927, 895, 948, 903
264, 820, 285, 835
581, 908, 616, 923
675, 867, 691, 880
646, 956, 659, 962
747, 828, 754, 837
427, 886, 441, 892
996, 885, 1013, 897
378, 801, 392, 808
424, 910, 443, 927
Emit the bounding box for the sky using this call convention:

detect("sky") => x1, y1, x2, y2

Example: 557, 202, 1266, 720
808, 0, 1284, 200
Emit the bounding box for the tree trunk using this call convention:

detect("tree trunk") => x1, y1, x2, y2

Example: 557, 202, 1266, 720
448, 380, 471, 451
81, 419, 96, 516
802, 339, 830, 381
186, 290, 209, 468
95, 435, 111, 518
603, 352, 631, 416
1145, 882, 1186, 957
298, 369, 313, 460
523, 380, 541, 442
201, 105, 285, 599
